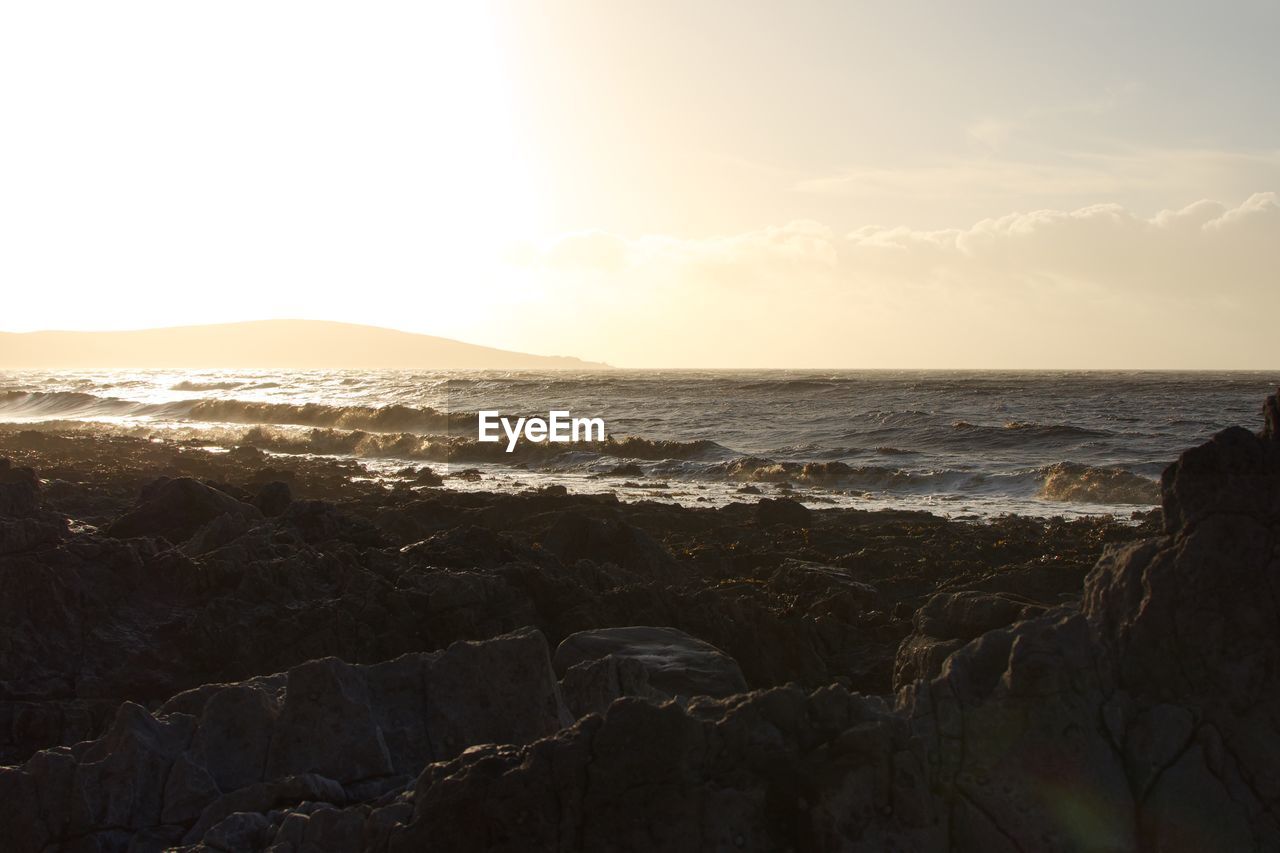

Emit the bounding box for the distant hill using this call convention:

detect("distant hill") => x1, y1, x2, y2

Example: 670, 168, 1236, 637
0, 320, 608, 370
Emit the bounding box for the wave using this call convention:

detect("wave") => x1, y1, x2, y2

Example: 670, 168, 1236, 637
181, 399, 471, 433
711, 457, 985, 493
731, 378, 840, 392
0, 390, 147, 418
711, 455, 1157, 504
170, 381, 244, 391
1, 415, 1162, 507
1038, 462, 1159, 505
235, 429, 732, 465
947, 420, 1112, 448
0, 390, 473, 434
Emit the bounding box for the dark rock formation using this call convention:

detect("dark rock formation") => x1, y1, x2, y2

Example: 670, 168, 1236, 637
105, 476, 262, 543
755, 496, 812, 527
557, 654, 663, 718
553, 626, 748, 700
92, 389, 1278, 852
252, 479, 293, 517
0, 415, 1175, 850
0, 628, 569, 851
892, 590, 1045, 689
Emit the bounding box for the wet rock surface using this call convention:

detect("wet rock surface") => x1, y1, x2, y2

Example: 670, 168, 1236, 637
15, 401, 1276, 849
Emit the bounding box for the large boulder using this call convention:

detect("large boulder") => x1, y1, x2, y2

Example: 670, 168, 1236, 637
553, 626, 748, 700
2, 628, 571, 851
557, 654, 664, 718
755, 497, 811, 527
105, 476, 262, 543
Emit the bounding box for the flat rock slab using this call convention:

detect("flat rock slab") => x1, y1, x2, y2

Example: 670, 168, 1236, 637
553, 626, 748, 700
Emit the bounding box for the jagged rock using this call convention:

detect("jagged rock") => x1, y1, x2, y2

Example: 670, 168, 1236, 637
182, 774, 347, 845
0, 458, 66, 554
0, 458, 40, 517
2, 628, 571, 851
541, 512, 679, 577
755, 496, 811, 527
553, 626, 748, 700
401, 524, 543, 570
105, 477, 262, 543
914, 590, 1043, 640
170, 391, 1280, 851
557, 654, 663, 718
253, 480, 293, 517
0, 515, 66, 555
181, 511, 256, 556
200, 810, 274, 851
388, 686, 942, 852
893, 590, 1045, 689
14, 393, 1277, 850
769, 558, 879, 621
277, 499, 385, 547
894, 391, 1280, 850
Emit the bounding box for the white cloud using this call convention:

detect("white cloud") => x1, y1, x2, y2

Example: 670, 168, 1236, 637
795, 149, 1280, 204
506, 194, 1280, 367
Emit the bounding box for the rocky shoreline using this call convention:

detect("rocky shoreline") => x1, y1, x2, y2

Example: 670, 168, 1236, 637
4, 398, 1276, 850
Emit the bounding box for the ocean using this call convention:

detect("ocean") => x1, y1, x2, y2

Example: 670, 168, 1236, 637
1, 369, 1275, 518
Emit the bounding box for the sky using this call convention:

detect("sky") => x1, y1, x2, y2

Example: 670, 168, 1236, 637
1, 1, 1277, 367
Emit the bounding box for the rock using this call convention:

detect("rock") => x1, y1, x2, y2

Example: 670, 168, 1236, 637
755, 497, 811, 527
181, 773, 346, 845
418, 627, 573, 758
389, 686, 942, 852
0, 515, 66, 555
769, 558, 878, 600
913, 590, 1044, 640
17, 392, 1280, 849
412, 466, 444, 487
199, 810, 273, 851
0, 458, 40, 517
189, 388, 1280, 851
893, 591, 1047, 690
252, 480, 293, 517
105, 477, 262, 543
277, 499, 385, 547
553, 626, 748, 700
181, 511, 255, 556
0, 459, 64, 554
557, 654, 663, 718
3, 628, 571, 851
264, 657, 395, 782
541, 512, 678, 577
1159, 417, 1280, 533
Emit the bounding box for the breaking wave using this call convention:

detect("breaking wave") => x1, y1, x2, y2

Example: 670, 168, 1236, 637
0, 391, 473, 433
170, 381, 244, 391
1038, 462, 1159, 505
0, 367, 1235, 516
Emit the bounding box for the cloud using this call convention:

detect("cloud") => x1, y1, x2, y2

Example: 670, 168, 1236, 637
794, 150, 1280, 204
506, 194, 1280, 367
847, 192, 1280, 297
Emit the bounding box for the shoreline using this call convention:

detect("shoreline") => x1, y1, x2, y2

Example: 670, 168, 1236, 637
0, 426, 1155, 768
0, 415, 1164, 519
4, 394, 1278, 849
